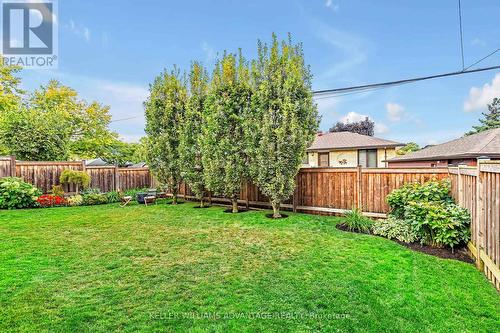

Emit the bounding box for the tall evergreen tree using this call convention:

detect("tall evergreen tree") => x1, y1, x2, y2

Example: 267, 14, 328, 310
466, 98, 500, 136
201, 52, 251, 213
179, 62, 209, 207
249, 34, 319, 218
144, 68, 187, 204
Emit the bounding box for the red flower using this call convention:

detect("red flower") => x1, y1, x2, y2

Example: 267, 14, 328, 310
37, 195, 67, 207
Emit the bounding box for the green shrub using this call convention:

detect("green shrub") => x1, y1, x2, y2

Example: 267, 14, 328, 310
82, 193, 108, 206
124, 187, 149, 198
67, 195, 83, 206
387, 179, 452, 218
405, 201, 470, 249
60, 169, 91, 193
343, 208, 373, 233
50, 185, 65, 197
0, 177, 41, 209
106, 191, 121, 203
80, 188, 101, 195
371, 216, 419, 243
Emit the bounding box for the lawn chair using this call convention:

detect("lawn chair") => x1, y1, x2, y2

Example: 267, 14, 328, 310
144, 189, 157, 206
120, 194, 133, 207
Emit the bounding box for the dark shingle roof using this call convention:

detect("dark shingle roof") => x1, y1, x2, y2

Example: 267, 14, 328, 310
389, 128, 500, 162
307, 132, 404, 151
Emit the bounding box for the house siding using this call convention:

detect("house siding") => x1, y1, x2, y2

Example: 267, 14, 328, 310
307, 147, 398, 168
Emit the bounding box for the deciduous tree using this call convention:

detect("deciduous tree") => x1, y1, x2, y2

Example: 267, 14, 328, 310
201, 52, 251, 213
179, 62, 209, 207
329, 117, 374, 136
144, 68, 187, 204
248, 34, 319, 218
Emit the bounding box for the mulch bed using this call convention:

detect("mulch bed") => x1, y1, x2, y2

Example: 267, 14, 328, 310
336, 223, 473, 263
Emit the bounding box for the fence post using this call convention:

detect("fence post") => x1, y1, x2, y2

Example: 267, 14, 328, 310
292, 174, 298, 213
457, 165, 463, 206
245, 182, 250, 210
114, 166, 120, 192
10, 155, 16, 177
356, 165, 363, 211
476, 162, 485, 271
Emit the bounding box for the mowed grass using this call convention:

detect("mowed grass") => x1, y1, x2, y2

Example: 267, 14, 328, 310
0, 202, 499, 332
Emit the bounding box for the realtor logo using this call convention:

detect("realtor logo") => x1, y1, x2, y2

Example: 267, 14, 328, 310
1, 0, 58, 68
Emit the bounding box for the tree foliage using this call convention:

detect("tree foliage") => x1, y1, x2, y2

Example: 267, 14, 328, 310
248, 34, 319, 218
144, 68, 187, 204
0, 79, 117, 160
466, 97, 500, 136
329, 117, 374, 136
200, 52, 252, 212
101, 139, 148, 167
396, 142, 420, 156
179, 62, 209, 206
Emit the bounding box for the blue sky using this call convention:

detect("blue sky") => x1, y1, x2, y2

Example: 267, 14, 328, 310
19, 0, 500, 145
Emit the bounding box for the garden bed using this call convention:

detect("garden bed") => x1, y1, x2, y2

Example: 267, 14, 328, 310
336, 223, 473, 263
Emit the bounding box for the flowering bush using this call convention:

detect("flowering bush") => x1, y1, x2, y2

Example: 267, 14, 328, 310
67, 195, 83, 206
37, 194, 67, 207
0, 177, 41, 209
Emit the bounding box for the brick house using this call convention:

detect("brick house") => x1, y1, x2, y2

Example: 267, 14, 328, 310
387, 128, 500, 167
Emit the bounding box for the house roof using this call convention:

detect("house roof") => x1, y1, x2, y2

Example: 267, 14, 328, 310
85, 158, 109, 166
307, 131, 404, 151
388, 128, 500, 162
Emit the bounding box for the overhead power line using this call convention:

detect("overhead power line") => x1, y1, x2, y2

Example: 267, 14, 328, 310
458, 0, 465, 70
312, 64, 500, 97
110, 65, 500, 122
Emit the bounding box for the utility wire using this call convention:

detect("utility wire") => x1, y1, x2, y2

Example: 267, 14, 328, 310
458, 0, 465, 70
110, 115, 143, 123
312, 65, 500, 97
464, 48, 500, 71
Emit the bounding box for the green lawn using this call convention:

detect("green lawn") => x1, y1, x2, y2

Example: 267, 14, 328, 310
0, 202, 499, 332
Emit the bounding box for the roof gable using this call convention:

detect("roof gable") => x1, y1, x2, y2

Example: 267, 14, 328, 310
389, 128, 500, 161
308, 131, 403, 151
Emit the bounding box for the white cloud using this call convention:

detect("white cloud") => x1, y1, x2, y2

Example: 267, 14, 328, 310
471, 38, 486, 47
386, 102, 405, 122
340, 111, 368, 123
68, 19, 91, 43
338, 111, 389, 135
325, 0, 339, 11
375, 123, 389, 135
464, 73, 500, 112
313, 21, 368, 78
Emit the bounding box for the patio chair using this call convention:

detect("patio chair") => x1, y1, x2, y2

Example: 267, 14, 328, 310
144, 189, 157, 206
120, 194, 133, 207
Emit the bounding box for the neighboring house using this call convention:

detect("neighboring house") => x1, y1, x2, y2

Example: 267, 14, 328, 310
85, 158, 109, 166
306, 131, 404, 168
387, 128, 500, 167
128, 162, 147, 168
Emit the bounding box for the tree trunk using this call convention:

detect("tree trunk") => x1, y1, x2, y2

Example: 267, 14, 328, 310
272, 202, 281, 218
231, 198, 238, 213
172, 188, 178, 205
199, 198, 205, 208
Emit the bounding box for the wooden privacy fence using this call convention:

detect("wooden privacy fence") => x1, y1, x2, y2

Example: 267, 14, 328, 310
2, 155, 498, 289
0, 157, 155, 193
450, 162, 500, 290
178, 167, 449, 217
